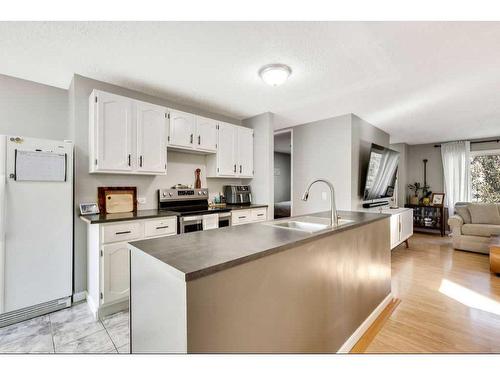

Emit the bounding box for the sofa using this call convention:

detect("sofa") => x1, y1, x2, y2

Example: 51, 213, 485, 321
448, 202, 500, 254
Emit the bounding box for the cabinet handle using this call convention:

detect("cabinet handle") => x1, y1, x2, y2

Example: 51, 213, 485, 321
116, 230, 132, 235
198, 135, 201, 145
190, 134, 193, 144
240, 165, 242, 173
139, 155, 143, 167
156, 225, 169, 230
127, 154, 131, 166
238, 216, 247, 219
257, 214, 264, 217
234, 164, 236, 173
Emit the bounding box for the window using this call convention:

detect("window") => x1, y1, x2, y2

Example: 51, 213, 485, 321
470, 150, 500, 203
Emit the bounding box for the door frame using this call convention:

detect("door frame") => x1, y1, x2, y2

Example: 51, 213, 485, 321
273, 129, 293, 217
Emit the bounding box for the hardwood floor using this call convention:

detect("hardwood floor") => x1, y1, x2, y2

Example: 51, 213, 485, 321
364, 233, 500, 353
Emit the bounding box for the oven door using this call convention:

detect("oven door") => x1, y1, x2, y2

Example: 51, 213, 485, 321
179, 215, 203, 234
218, 212, 231, 228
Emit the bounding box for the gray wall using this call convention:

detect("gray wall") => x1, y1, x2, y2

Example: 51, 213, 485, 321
274, 152, 291, 203
350, 114, 390, 210
242, 112, 275, 219
0, 74, 68, 139
407, 143, 444, 195
69, 74, 242, 294
292, 114, 352, 216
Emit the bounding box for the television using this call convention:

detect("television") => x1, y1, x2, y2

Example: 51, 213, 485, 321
362, 144, 400, 201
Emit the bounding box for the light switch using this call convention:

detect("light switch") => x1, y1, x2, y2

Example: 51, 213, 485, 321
321, 191, 327, 201
137, 197, 147, 205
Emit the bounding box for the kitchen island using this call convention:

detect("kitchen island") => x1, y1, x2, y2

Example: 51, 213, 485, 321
128, 210, 392, 353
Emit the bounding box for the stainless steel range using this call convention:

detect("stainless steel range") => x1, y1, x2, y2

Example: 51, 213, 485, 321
158, 188, 231, 234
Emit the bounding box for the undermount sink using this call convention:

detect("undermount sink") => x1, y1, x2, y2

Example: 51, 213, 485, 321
266, 216, 354, 233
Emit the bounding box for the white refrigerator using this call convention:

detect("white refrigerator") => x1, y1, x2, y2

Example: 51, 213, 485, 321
0, 135, 73, 327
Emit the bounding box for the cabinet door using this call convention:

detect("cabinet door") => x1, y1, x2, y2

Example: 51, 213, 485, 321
237, 127, 254, 177
216, 122, 237, 176
101, 242, 130, 305
389, 214, 400, 249
400, 209, 414, 241
168, 110, 195, 148
195, 116, 217, 152
136, 101, 167, 174
95, 91, 133, 171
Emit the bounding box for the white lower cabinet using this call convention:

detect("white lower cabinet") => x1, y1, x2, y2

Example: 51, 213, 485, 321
101, 242, 130, 305
85, 216, 177, 319
386, 208, 413, 249
231, 208, 268, 226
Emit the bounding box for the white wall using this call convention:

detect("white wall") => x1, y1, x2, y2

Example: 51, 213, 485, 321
292, 114, 352, 216
69, 74, 242, 294
0, 74, 68, 139
274, 152, 291, 203
242, 112, 274, 218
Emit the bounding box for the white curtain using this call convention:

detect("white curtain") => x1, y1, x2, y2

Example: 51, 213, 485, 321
441, 141, 471, 209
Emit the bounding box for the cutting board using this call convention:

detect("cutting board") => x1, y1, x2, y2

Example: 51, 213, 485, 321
98, 187, 137, 214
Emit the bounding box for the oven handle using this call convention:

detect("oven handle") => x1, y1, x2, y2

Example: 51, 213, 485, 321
180, 215, 204, 222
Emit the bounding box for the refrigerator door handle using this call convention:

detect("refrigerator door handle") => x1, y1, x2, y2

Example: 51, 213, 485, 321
0, 135, 6, 314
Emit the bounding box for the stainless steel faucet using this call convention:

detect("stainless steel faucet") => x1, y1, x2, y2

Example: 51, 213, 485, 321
301, 179, 338, 226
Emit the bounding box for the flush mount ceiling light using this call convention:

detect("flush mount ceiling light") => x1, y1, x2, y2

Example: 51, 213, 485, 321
259, 64, 292, 86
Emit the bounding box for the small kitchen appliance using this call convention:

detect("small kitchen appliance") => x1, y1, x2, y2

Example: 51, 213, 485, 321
158, 187, 231, 233
224, 185, 252, 205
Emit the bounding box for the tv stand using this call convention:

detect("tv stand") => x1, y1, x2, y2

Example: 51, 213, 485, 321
362, 206, 413, 250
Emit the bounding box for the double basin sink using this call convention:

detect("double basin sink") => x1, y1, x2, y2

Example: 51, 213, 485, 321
265, 215, 354, 234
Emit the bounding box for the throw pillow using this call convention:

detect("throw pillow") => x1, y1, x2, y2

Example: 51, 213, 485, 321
455, 205, 472, 224
468, 203, 500, 225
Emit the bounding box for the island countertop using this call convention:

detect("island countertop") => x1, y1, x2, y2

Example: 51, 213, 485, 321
129, 210, 389, 281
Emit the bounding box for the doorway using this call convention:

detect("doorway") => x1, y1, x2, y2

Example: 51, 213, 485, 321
273, 130, 293, 219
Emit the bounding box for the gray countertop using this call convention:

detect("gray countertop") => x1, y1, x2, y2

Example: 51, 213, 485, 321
225, 204, 268, 211
80, 204, 268, 224
80, 209, 179, 224
129, 210, 389, 281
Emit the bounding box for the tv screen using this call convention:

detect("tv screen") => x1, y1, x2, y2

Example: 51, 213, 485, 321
363, 144, 400, 201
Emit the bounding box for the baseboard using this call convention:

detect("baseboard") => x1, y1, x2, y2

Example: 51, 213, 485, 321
337, 293, 393, 353
86, 295, 98, 320
72, 291, 87, 303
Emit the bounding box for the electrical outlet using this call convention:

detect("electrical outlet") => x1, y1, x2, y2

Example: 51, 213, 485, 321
321, 191, 327, 201
137, 197, 147, 205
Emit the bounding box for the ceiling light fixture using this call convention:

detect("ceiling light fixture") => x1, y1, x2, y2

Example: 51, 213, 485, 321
259, 64, 292, 86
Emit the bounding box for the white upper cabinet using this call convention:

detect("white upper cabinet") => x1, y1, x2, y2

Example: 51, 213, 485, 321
168, 110, 196, 149
195, 116, 218, 152
136, 101, 167, 174
91, 91, 133, 172
215, 122, 238, 176
89, 90, 167, 175
237, 127, 254, 178
207, 123, 254, 178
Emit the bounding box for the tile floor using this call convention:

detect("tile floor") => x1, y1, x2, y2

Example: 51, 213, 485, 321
0, 302, 129, 354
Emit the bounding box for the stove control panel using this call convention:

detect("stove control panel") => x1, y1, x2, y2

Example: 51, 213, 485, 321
159, 188, 209, 202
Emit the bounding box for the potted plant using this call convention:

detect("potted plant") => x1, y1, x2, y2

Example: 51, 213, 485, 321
408, 182, 422, 205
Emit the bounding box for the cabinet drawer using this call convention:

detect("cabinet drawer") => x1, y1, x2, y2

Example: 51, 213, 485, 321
102, 222, 142, 244
144, 217, 177, 238
231, 210, 251, 226
251, 208, 267, 222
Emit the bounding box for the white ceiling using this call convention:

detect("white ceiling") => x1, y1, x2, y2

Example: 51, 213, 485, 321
1, 22, 499, 144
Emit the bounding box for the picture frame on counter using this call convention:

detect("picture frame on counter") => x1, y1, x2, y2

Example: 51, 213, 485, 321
79, 202, 100, 216
431, 193, 445, 207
